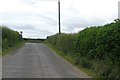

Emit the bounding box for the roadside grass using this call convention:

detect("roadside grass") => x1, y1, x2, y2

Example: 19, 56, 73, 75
45, 43, 102, 79
2, 41, 25, 56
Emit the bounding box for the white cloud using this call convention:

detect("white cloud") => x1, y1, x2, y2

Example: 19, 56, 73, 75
0, 0, 119, 38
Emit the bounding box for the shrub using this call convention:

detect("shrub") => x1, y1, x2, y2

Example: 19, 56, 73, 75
1, 26, 23, 51
45, 19, 120, 78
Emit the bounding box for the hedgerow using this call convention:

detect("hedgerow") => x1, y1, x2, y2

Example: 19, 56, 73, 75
45, 19, 120, 78
1, 26, 23, 55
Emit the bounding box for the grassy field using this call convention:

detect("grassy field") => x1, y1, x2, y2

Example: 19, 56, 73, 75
23, 38, 45, 43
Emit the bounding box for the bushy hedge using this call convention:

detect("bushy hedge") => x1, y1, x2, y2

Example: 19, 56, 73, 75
45, 19, 120, 78
1, 26, 23, 52
0, 27, 2, 55
46, 33, 76, 54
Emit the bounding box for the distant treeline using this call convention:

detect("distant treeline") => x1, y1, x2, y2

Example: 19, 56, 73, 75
23, 38, 45, 43
45, 19, 120, 78
1, 26, 24, 55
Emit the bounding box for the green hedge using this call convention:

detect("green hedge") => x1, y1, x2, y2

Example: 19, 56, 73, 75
47, 33, 76, 54
45, 19, 120, 78
0, 27, 2, 55
1, 26, 23, 54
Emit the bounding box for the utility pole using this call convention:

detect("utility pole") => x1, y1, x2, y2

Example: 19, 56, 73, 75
58, 0, 61, 34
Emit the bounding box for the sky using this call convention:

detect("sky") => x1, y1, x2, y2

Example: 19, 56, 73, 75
0, 0, 120, 39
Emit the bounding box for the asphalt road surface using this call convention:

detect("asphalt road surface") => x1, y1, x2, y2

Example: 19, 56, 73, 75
3, 43, 90, 78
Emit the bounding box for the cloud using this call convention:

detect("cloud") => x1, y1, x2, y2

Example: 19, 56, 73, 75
21, 0, 38, 5
22, 28, 53, 39
1, 23, 53, 39
36, 14, 57, 26
61, 16, 109, 33
0, 0, 119, 38
118, 1, 120, 19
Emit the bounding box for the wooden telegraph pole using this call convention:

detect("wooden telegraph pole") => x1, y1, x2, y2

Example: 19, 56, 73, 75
58, 0, 61, 34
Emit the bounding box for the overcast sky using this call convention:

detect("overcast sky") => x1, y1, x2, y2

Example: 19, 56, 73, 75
0, 0, 119, 39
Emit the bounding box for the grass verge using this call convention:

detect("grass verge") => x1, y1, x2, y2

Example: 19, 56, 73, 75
44, 43, 102, 79
2, 41, 25, 56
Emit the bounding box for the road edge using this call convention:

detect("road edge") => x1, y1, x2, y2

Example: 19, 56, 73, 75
43, 43, 92, 78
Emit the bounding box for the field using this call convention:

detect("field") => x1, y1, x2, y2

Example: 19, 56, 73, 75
23, 38, 45, 43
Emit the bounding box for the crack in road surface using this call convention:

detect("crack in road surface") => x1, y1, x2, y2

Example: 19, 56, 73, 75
2, 43, 90, 78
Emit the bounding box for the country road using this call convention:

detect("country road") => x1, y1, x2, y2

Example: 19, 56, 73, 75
2, 43, 90, 78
